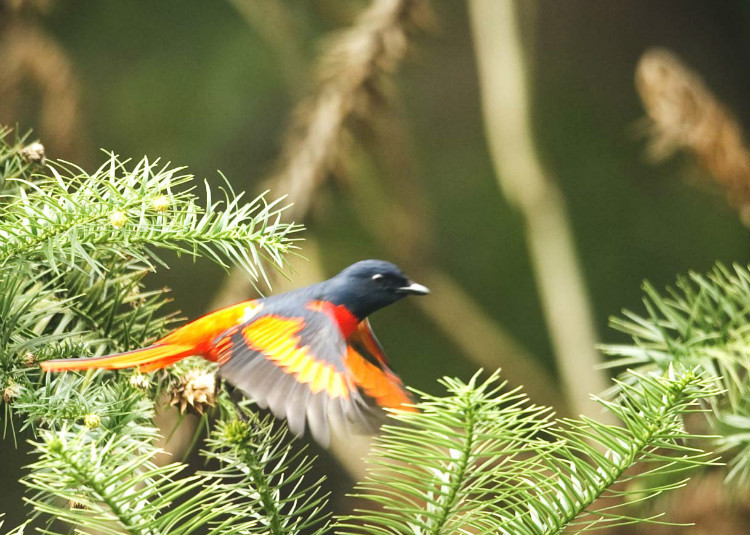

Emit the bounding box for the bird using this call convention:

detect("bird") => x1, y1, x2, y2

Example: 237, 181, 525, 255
41, 259, 429, 447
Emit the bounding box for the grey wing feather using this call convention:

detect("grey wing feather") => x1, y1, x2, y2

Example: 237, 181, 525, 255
306, 393, 330, 448
265, 372, 298, 419
285, 381, 310, 437
345, 391, 385, 435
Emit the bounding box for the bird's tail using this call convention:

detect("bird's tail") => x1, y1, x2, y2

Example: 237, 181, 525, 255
40, 344, 195, 373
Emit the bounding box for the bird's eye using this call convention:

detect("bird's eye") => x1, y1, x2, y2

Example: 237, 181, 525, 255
372, 273, 385, 284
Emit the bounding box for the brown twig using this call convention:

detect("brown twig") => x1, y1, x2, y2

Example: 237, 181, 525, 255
469, 0, 609, 419
636, 48, 750, 222
270, 0, 433, 219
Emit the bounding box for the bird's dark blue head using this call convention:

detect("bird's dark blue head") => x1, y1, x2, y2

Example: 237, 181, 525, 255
323, 259, 429, 320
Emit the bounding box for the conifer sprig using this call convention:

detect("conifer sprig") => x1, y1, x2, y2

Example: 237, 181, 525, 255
342, 368, 718, 535
0, 267, 69, 372
53, 260, 179, 356
339, 372, 555, 535
201, 404, 330, 535
12, 375, 157, 437
604, 263, 750, 408
0, 133, 301, 435
0, 153, 301, 285
604, 262, 750, 485
21, 395, 328, 535
25, 426, 217, 535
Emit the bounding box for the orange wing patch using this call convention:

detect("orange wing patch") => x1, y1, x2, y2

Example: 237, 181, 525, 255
212, 333, 236, 365
352, 319, 389, 365
240, 315, 350, 399
344, 346, 416, 412
161, 300, 262, 355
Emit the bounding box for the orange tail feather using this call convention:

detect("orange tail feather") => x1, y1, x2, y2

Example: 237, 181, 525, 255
136, 353, 193, 373
40, 344, 195, 373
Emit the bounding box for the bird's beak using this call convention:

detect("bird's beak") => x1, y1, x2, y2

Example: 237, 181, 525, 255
396, 281, 430, 295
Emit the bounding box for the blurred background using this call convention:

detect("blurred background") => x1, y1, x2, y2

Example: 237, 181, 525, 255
3, 0, 750, 532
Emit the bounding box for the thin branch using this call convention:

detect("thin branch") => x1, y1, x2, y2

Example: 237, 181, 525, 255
468, 0, 609, 419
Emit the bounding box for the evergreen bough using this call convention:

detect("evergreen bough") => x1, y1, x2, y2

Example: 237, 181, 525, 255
605, 262, 750, 487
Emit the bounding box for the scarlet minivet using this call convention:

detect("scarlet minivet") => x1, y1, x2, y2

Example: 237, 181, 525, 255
42, 260, 429, 447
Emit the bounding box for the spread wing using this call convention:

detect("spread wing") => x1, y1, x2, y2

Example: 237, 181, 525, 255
213, 306, 414, 447
345, 319, 416, 415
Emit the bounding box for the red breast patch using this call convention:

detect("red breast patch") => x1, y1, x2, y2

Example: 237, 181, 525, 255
306, 300, 360, 338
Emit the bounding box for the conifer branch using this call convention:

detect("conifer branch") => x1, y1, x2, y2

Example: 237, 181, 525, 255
604, 263, 750, 407
342, 368, 718, 535
0, 132, 300, 438
0, 153, 300, 284
22, 396, 327, 535
604, 262, 750, 486
201, 405, 330, 535
26, 427, 209, 535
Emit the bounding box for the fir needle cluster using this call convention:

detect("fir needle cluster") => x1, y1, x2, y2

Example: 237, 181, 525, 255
605, 262, 750, 486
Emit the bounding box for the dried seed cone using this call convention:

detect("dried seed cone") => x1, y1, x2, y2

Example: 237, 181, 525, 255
20, 141, 46, 164
68, 496, 89, 510
23, 352, 37, 367
170, 369, 216, 414
3, 383, 21, 404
